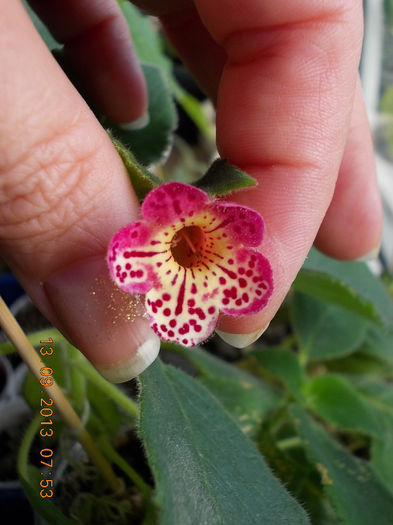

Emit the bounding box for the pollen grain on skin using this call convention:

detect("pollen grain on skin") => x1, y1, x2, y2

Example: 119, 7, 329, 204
107, 182, 273, 346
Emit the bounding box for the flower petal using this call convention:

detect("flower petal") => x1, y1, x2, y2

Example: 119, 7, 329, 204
107, 221, 168, 294
141, 182, 209, 226
216, 248, 273, 315
209, 202, 264, 246
145, 267, 220, 346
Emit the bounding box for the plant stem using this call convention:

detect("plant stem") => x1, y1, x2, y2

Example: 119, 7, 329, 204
0, 296, 123, 494
98, 435, 151, 499
71, 354, 139, 418
276, 436, 303, 451
17, 413, 41, 480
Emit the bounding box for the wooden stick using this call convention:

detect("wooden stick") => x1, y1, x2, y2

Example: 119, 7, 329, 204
0, 295, 123, 494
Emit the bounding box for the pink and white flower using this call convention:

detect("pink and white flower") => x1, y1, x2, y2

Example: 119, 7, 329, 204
107, 182, 273, 347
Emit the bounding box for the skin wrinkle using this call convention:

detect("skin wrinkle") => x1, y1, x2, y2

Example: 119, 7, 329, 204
0, 126, 111, 256
0, 104, 86, 183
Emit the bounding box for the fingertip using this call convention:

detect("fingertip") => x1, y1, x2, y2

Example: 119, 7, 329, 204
94, 333, 161, 383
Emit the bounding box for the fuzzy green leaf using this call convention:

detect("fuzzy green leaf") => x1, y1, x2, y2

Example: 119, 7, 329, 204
196, 158, 257, 196
108, 64, 177, 165
294, 248, 393, 328
292, 292, 367, 360
252, 347, 306, 398
305, 374, 386, 438
119, 0, 212, 139
291, 405, 393, 525
139, 359, 309, 525
171, 344, 279, 436
363, 325, 393, 364
110, 136, 160, 200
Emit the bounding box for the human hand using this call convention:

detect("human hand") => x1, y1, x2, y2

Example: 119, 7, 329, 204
0, 0, 382, 382
134, 0, 382, 344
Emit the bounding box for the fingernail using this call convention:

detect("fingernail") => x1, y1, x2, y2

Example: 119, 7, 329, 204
355, 243, 381, 262
118, 111, 150, 131
94, 334, 160, 383
215, 323, 270, 348
43, 256, 160, 378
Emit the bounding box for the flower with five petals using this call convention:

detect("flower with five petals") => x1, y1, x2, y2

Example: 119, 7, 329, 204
107, 182, 273, 347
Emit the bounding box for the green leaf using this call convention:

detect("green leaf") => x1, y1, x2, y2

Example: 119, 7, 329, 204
164, 344, 278, 438
304, 374, 385, 438
294, 248, 393, 328
363, 325, 393, 365
110, 135, 160, 200
354, 378, 393, 407
252, 348, 306, 398
305, 374, 393, 492
199, 376, 274, 438
119, 1, 171, 75
139, 360, 309, 525
196, 158, 257, 196
108, 64, 177, 165
119, 1, 212, 140
371, 438, 393, 491
290, 405, 393, 525
292, 292, 367, 360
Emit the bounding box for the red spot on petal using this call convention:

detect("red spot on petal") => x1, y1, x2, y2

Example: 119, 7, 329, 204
219, 277, 226, 285
239, 278, 247, 288
208, 306, 216, 314
156, 299, 163, 307
163, 293, 171, 301
168, 330, 175, 337
195, 308, 206, 320
169, 319, 177, 328
191, 283, 197, 294
160, 324, 167, 332
163, 308, 171, 316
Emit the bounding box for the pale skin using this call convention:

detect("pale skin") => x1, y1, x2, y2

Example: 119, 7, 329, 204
0, 0, 382, 376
